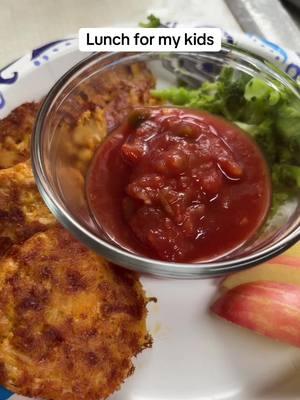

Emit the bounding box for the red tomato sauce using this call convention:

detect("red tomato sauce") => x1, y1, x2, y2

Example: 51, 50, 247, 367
86, 107, 271, 262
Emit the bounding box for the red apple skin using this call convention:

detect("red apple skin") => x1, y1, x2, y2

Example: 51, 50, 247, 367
212, 281, 300, 348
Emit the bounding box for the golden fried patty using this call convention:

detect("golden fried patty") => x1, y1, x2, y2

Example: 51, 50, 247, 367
0, 161, 56, 256
0, 63, 154, 173
0, 106, 110, 256
61, 62, 155, 130
0, 227, 151, 400
0, 102, 40, 169
61, 107, 108, 174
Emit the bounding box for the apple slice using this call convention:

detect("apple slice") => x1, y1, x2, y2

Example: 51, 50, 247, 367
212, 281, 300, 348
222, 243, 300, 290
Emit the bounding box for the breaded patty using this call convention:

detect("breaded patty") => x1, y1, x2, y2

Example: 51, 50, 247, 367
0, 227, 151, 400
0, 63, 154, 174
61, 107, 108, 174
0, 102, 40, 169
61, 62, 155, 130
0, 161, 56, 256
0, 106, 110, 256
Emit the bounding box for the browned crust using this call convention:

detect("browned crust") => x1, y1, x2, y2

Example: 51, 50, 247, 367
0, 102, 40, 169
0, 108, 108, 256
0, 63, 155, 399
0, 161, 56, 257
0, 63, 155, 171
0, 226, 151, 400
60, 62, 155, 131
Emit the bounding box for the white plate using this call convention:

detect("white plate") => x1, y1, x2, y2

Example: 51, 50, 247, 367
1, 31, 300, 400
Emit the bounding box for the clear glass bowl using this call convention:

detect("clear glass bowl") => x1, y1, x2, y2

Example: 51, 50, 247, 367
32, 45, 300, 278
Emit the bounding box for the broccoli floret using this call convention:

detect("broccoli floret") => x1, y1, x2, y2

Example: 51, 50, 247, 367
151, 87, 198, 105
271, 191, 291, 215
216, 68, 250, 120
270, 163, 300, 212
139, 14, 161, 28
244, 78, 281, 106
239, 78, 282, 124
276, 98, 300, 166
235, 119, 277, 164
272, 164, 300, 191
152, 82, 224, 114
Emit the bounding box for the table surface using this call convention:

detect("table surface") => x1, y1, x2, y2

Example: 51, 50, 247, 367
0, 0, 241, 67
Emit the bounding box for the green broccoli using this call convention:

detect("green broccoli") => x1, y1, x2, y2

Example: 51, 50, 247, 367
234, 119, 277, 164
139, 14, 161, 28
276, 98, 300, 166
272, 164, 300, 191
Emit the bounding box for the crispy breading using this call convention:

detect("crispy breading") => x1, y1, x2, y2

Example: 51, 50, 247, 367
0, 102, 40, 169
91, 63, 155, 130
0, 63, 154, 174
0, 161, 56, 256
61, 62, 155, 130
0, 106, 110, 256
0, 226, 151, 400
61, 107, 108, 174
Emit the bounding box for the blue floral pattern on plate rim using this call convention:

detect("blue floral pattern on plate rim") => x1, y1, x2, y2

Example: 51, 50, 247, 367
1, 27, 300, 114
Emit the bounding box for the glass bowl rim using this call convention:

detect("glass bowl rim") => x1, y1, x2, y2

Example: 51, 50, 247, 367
32, 44, 300, 278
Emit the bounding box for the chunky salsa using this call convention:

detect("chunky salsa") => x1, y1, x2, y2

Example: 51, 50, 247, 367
86, 107, 271, 262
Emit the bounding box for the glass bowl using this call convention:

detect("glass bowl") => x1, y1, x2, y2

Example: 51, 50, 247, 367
32, 45, 300, 278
